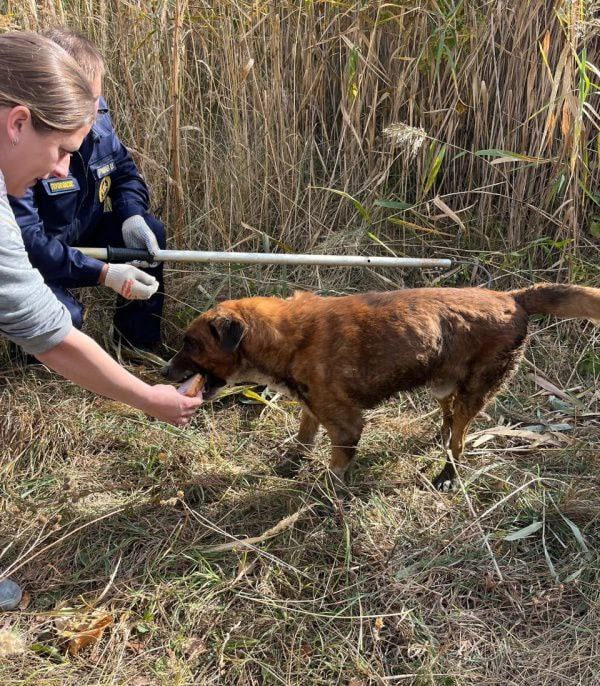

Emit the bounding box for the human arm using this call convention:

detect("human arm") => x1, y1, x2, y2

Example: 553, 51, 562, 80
9, 188, 105, 287
9, 190, 156, 299
36, 328, 202, 426
0, 180, 198, 425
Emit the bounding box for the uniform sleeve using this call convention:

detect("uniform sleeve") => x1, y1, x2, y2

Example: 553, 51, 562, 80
0, 184, 72, 355
100, 101, 150, 223
10, 189, 105, 288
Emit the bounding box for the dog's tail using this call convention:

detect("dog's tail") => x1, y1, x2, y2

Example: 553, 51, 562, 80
512, 283, 600, 322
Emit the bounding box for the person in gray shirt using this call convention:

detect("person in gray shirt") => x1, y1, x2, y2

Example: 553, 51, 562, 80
0, 31, 203, 610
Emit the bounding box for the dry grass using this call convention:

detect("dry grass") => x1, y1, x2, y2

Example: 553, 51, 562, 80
0, 303, 599, 685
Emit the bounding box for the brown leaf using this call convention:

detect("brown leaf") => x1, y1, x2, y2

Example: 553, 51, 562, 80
542, 30, 550, 57
561, 99, 572, 139
484, 572, 499, 591
241, 58, 255, 82
432, 195, 466, 233
546, 111, 556, 143
529, 373, 582, 407
126, 639, 147, 655
183, 636, 206, 660
300, 642, 312, 657
467, 426, 563, 447
67, 614, 113, 656
18, 591, 32, 611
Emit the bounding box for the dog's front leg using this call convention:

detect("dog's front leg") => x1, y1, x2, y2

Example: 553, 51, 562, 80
274, 408, 320, 477
296, 408, 320, 452
323, 411, 364, 484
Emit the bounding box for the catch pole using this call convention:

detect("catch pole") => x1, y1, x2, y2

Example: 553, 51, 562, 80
76, 246, 452, 269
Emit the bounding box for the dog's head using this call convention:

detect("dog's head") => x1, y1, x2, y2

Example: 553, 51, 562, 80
162, 305, 248, 398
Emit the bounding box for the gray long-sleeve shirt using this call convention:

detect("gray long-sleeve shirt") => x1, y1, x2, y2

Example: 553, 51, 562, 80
0, 171, 72, 355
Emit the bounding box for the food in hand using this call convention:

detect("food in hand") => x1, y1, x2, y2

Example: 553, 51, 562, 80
177, 373, 205, 398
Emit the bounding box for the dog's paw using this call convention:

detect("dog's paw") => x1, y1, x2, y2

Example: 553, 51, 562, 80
273, 450, 304, 478
431, 466, 458, 492
432, 475, 457, 492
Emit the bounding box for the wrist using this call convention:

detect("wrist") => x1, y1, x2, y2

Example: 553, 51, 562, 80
99, 263, 109, 285
121, 378, 155, 416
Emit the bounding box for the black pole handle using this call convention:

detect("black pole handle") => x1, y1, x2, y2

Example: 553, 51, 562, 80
106, 246, 155, 263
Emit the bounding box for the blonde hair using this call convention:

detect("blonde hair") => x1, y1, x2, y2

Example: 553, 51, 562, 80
43, 27, 106, 81
0, 31, 95, 133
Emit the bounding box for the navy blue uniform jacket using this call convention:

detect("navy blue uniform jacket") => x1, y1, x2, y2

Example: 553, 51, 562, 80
9, 98, 150, 288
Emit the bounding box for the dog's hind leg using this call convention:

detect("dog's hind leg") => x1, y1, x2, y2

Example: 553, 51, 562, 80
432, 352, 523, 490
430, 381, 456, 449
437, 394, 455, 449
432, 394, 485, 491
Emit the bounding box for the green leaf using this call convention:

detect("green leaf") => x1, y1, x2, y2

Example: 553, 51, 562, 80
374, 199, 413, 210
367, 231, 400, 257
475, 148, 525, 159
30, 643, 67, 662
311, 186, 370, 222
504, 521, 542, 541
561, 515, 591, 559
548, 395, 573, 412
542, 529, 559, 582
346, 45, 359, 101
423, 143, 446, 196
562, 568, 585, 583
579, 181, 600, 207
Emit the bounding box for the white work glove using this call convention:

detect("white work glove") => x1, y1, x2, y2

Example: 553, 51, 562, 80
121, 214, 160, 267
104, 263, 159, 300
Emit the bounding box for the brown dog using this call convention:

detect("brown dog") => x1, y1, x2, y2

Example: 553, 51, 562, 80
163, 284, 600, 488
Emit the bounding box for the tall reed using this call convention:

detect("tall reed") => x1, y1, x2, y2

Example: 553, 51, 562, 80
8, 0, 600, 265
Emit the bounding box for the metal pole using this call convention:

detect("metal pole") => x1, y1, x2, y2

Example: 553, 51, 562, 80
76, 246, 453, 269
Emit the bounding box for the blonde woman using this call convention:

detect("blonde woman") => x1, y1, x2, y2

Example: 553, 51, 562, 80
0, 32, 202, 610
10, 28, 169, 354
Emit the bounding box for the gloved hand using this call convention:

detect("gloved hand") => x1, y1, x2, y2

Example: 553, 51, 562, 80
121, 215, 160, 267
103, 263, 159, 300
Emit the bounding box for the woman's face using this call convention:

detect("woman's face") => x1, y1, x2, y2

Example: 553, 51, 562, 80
2, 106, 91, 197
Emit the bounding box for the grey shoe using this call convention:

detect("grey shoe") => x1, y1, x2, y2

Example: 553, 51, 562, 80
0, 578, 22, 611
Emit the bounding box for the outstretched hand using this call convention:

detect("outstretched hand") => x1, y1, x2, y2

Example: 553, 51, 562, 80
145, 384, 204, 426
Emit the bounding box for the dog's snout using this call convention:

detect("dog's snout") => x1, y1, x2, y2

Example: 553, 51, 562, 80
161, 355, 183, 381
161, 354, 196, 383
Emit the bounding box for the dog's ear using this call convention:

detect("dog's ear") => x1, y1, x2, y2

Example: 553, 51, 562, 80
209, 315, 246, 352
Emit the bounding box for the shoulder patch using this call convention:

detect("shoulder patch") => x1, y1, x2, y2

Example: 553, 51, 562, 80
95, 160, 116, 179
42, 177, 80, 195
98, 175, 111, 203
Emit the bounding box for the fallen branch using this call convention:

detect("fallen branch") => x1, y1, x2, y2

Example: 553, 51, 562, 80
197, 505, 314, 554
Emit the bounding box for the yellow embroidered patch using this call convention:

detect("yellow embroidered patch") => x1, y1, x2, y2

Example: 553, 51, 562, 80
49, 179, 76, 192
98, 175, 111, 203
